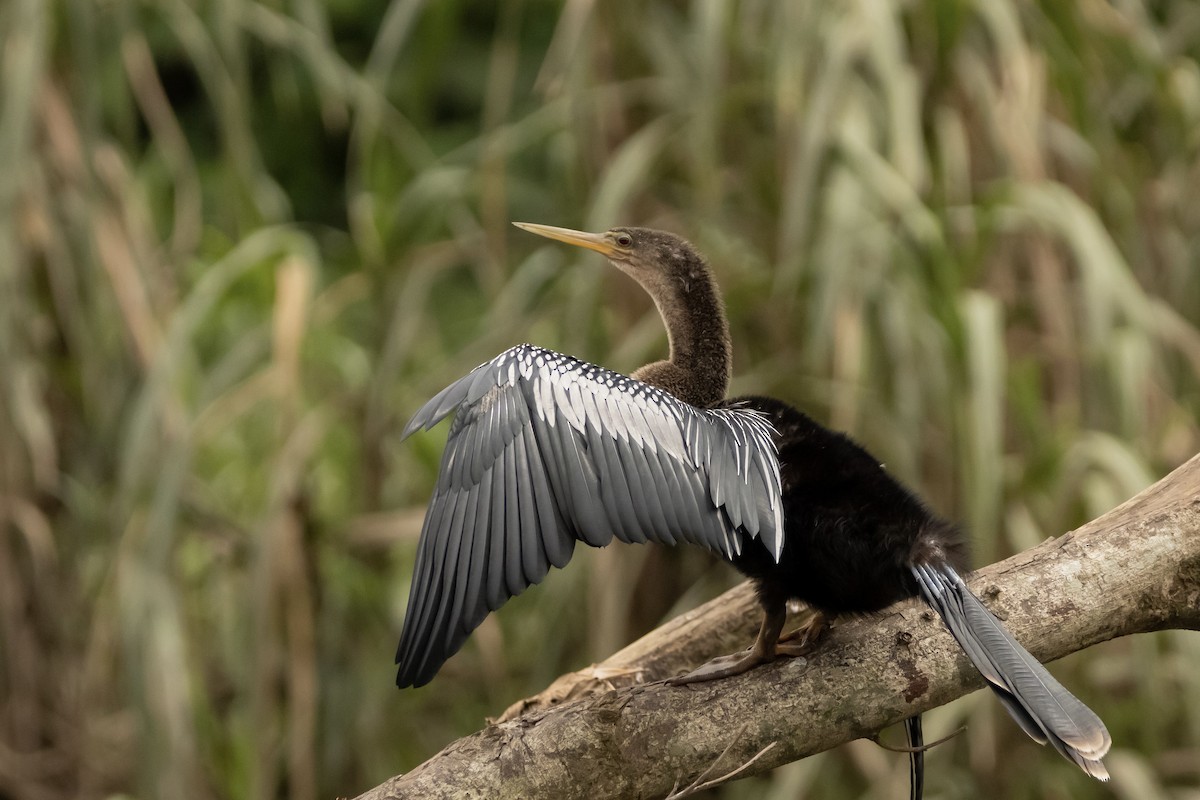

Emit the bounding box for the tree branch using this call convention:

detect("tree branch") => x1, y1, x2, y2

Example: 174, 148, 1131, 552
358, 454, 1200, 800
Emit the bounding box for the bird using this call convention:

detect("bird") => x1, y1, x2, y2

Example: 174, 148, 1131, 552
394, 222, 1112, 787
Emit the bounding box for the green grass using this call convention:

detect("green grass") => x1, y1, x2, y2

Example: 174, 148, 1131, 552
1, 1, 1198, 798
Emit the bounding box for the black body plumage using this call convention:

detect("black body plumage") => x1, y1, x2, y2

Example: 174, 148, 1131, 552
395, 223, 1110, 788
722, 395, 967, 614
721, 395, 1110, 781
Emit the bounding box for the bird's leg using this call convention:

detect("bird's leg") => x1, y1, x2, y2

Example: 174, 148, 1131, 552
775, 609, 830, 656
667, 602, 788, 685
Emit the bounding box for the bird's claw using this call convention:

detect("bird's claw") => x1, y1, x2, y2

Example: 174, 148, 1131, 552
776, 610, 829, 653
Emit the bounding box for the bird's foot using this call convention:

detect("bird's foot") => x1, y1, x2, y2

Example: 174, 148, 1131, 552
776, 610, 829, 655
668, 605, 822, 686
666, 648, 769, 685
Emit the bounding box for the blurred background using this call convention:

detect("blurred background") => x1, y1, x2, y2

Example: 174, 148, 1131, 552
2, 0, 1199, 798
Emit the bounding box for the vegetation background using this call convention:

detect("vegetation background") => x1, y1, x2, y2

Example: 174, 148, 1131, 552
2, 0, 1199, 798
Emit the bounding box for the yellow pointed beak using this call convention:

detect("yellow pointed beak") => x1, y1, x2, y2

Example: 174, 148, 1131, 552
513, 222, 617, 257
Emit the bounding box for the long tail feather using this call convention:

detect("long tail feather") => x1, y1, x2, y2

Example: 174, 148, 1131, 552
913, 562, 1111, 780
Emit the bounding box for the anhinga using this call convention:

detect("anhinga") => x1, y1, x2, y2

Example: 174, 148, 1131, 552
395, 223, 1111, 787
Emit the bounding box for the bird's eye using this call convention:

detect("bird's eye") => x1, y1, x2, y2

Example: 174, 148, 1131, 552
616, 233, 633, 247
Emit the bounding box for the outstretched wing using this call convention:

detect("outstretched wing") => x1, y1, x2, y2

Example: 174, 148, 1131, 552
396, 344, 783, 687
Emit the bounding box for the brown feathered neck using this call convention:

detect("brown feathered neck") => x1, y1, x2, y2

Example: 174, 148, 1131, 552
612, 229, 731, 408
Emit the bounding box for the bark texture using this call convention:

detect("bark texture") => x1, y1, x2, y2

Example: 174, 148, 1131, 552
358, 453, 1200, 800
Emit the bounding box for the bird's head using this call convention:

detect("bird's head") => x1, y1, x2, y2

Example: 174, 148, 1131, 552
513, 223, 708, 297
513, 221, 730, 401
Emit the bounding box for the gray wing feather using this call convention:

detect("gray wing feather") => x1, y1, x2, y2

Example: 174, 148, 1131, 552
524, 422, 574, 569
586, 419, 638, 540
707, 428, 727, 508
648, 447, 685, 544
501, 442, 524, 597
396, 344, 783, 687
450, 483, 482, 644
511, 428, 546, 586
485, 462, 507, 610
